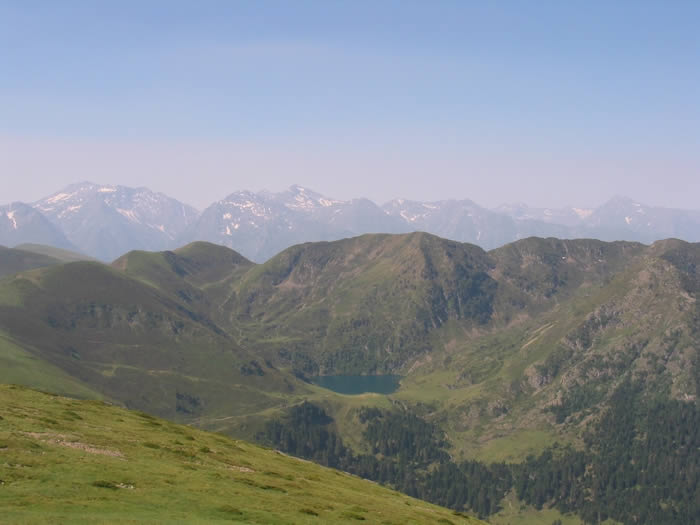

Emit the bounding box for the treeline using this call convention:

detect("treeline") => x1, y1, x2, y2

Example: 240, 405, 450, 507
259, 382, 700, 523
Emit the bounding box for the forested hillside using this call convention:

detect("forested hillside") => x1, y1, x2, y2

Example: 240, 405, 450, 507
261, 381, 699, 523
1, 233, 698, 523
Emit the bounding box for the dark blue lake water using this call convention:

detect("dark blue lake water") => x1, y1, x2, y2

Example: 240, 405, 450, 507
310, 375, 401, 395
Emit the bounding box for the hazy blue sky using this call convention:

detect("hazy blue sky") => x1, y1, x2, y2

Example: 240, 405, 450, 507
1, 1, 699, 210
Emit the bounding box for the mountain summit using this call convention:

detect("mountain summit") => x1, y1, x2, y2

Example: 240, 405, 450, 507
33, 182, 199, 261
181, 185, 407, 261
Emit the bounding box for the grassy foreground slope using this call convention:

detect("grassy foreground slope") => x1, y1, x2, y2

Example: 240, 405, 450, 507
0, 384, 482, 525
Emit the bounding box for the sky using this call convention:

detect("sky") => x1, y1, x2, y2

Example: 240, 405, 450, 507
1, 0, 699, 211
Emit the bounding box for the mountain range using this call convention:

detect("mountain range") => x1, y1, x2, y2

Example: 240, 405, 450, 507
3, 181, 700, 261
0, 233, 697, 447
1, 233, 698, 523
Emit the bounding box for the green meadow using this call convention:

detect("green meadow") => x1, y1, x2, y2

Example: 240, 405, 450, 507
0, 384, 483, 524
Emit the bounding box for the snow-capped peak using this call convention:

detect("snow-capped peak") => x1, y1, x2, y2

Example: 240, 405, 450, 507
28, 182, 200, 260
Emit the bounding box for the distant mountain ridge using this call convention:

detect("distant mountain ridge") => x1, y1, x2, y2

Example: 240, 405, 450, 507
183, 185, 410, 261
0, 201, 75, 250
3, 181, 700, 261
32, 182, 199, 261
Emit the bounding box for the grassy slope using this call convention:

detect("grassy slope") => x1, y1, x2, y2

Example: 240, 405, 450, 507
13, 243, 95, 263
0, 260, 312, 422
0, 246, 63, 278
1, 235, 697, 464
0, 384, 482, 525
112, 241, 253, 298
1, 235, 696, 524
214, 233, 498, 374
393, 239, 699, 460
0, 332, 103, 400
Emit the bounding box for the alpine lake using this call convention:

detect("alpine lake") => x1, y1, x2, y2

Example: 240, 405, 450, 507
310, 375, 401, 395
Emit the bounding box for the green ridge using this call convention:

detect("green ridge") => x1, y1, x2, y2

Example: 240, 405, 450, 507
13, 243, 95, 263
0, 234, 698, 464
0, 245, 63, 278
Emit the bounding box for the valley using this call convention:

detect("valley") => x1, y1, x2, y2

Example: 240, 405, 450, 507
5, 3, 698, 522
1, 233, 698, 523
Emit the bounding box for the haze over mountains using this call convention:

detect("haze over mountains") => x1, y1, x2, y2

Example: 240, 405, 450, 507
3, 181, 700, 262
33, 182, 199, 261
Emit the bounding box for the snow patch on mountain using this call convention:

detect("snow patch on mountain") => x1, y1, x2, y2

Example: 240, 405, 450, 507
45, 193, 72, 205
117, 208, 141, 223
31, 182, 199, 260
58, 205, 82, 218
6, 210, 17, 229
400, 211, 418, 222
8, 183, 700, 264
